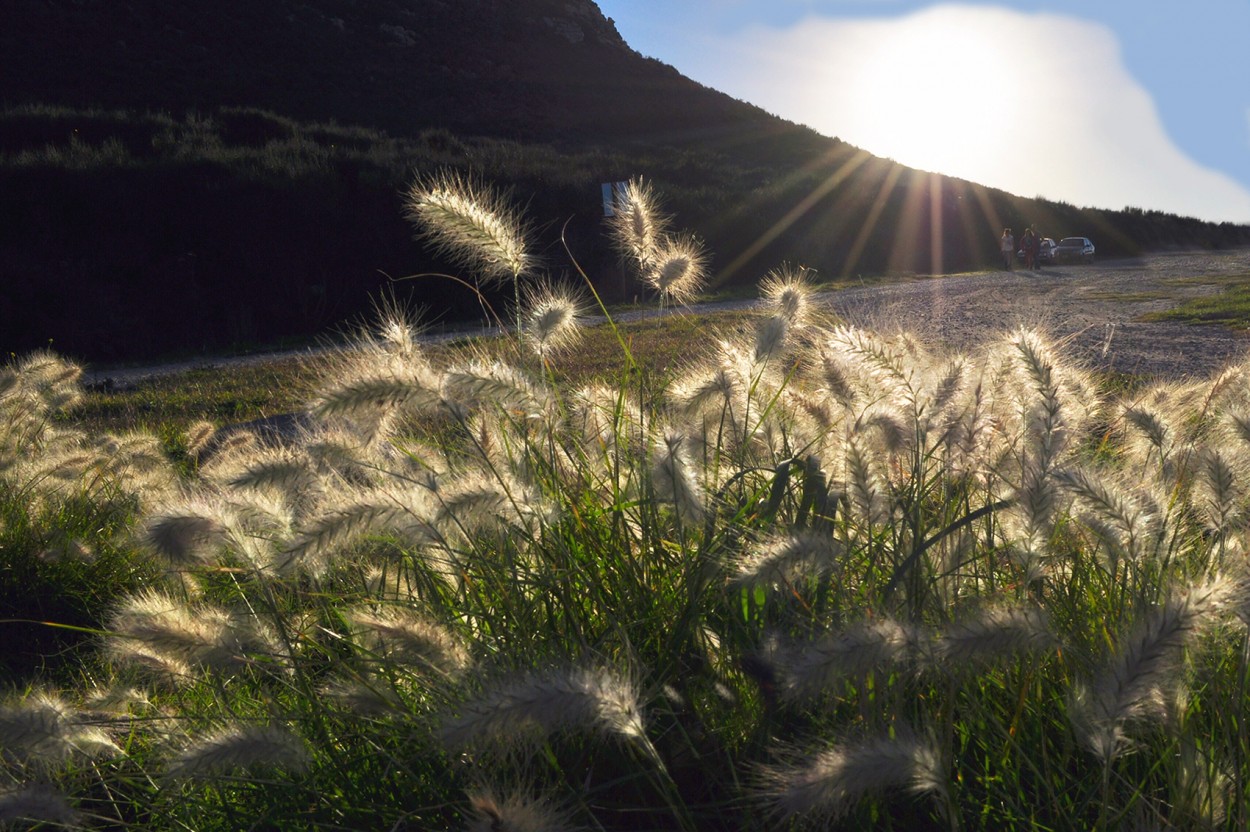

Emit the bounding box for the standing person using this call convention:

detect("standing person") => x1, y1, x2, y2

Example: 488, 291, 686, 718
1029, 228, 1042, 270
1000, 228, 1015, 271
1020, 227, 1037, 270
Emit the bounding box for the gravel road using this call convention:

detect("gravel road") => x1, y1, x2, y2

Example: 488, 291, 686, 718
812, 249, 1250, 379
86, 249, 1250, 387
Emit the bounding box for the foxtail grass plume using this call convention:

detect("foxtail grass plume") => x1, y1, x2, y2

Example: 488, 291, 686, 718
109, 590, 282, 674
1170, 736, 1232, 828
319, 675, 405, 716
281, 489, 438, 578
1121, 403, 1176, 466
844, 430, 888, 529
1193, 447, 1243, 538
163, 724, 309, 782
465, 789, 580, 832
646, 233, 708, 307
761, 731, 945, 822
403, 169, 532, 288
933, 605, 1056, 667
10, 350, 84, 413
674, 362, 744, 420
1056, 467, 1156, 565
0, 691, 118, 769
442, 358, 551, 417
139, 502, 231, 569
346, 605, 471, 678
184, 419, 217, 458
650, 429, 706, 522
520, 280, 587, 360
760, 264, 815, 327
440, 665, 646, 751
432, 467, 547, 539
606, 177, 669, 272
754, 315, 790, 365
1073, 577, 1233, 761
779, 618, 919, 701
0, 785, 76, 827
1008, 328, 1071, 469
731, 531, 843, 591
310, 359, 444, 430
81, 684, 149, 716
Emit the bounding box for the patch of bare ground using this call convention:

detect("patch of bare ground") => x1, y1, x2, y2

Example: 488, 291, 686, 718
817, 249, 1250, 379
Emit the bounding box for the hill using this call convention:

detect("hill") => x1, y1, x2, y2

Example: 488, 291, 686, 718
2, 0, 1248, 363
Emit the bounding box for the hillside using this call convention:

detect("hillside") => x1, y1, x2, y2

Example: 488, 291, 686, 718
2, 0, 1248, 363
0, 0, 818, 157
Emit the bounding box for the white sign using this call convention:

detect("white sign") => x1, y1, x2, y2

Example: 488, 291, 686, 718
601, 181, 628, 217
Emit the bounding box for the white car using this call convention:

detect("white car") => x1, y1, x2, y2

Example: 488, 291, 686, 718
1053, 236, 1095, 264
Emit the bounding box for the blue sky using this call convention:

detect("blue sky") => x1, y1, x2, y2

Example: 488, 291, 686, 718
595, 1, 1250, 224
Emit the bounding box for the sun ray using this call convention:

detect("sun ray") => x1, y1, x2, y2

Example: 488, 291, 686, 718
717, 148, 872, 284
840, 163, 905, 279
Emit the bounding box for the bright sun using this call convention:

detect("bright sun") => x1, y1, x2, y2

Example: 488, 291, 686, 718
829, 9, 1031, 180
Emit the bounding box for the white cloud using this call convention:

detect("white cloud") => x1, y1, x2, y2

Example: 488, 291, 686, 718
694, 4, 1250, 223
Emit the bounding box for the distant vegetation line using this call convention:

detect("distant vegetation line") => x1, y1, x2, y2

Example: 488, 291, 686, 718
3, 104, 1248, 364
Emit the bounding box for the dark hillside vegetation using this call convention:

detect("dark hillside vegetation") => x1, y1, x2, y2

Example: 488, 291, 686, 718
2, 0, 1248, 363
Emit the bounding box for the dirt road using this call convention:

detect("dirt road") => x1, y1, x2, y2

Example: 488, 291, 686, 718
86, 249, 1250, 387
814, 249, 1250, 379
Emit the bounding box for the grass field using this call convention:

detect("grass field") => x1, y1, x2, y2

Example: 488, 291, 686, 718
7, 178, 1250, 830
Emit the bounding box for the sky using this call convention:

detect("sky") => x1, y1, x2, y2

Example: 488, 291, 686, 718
595, 0, 1250, 225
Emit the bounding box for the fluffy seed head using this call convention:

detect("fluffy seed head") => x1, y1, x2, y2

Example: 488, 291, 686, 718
0, 785, 76, 826
761, 732, 945, 821
646, 233, 708, 306
109, 590, 282, 673
1074, 578, 1231, 761
0, 691, 118, 769
607, 177, 669, 270
760, 263, 814, 326
465, 789, 579, 832
164, 725, 309, 782
650, 429, 706, 522
346, 605, 471, 678
404, 169, 532, 285
184, 420, 218, 458
933, 605, 1056, 667
520, 281, 588, 359
139, 504, 228, 568
731, 531, 843, 590
780, 618, 919, 700
440, 666, 645, 751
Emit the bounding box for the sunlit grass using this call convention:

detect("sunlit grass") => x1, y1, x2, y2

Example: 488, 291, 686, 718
9, 173, 1250, 831
1141, 273, 1250, 328
73, 358, 323, 435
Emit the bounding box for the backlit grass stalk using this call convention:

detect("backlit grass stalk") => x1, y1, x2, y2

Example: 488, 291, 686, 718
404, 169, 533, 332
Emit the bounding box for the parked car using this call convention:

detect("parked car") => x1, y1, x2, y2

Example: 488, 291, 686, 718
1038, 237, 1056, 263
1053, 236, 1095, 264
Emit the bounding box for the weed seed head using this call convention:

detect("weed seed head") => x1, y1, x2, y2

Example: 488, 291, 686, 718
404, 169, 533, 285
